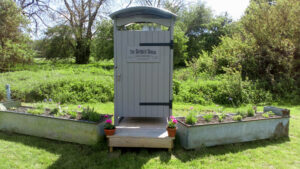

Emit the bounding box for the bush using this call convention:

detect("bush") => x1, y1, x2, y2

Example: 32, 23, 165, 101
173, 71, 273, 106
31, 79, 113, 104
217, 113, 226, 122
203, 113, 213, 122
81, 106, 100, 122
247, 107, 255, 117
233, 115, 242, 121
27, 108, 44, 115
236, 109, 247, 118
0, 62, 114, 103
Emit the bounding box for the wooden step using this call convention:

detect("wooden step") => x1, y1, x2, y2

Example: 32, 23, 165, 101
107, 117, 175, 152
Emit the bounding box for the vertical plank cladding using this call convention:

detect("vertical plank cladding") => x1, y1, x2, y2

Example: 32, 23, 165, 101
157, 31, 164, 117
140, 32, 147, 117
145, 31, 152, 117
152, 31, 159, 117
117, 30, 171, 118
134, 31, 141, 117
163, 31, 170, 116
128, 31, 135, 116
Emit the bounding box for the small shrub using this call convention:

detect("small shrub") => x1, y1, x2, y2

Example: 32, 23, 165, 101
247, 107, 255, 117
67, 111, 77, 119
185, 112, 197, 125
233, 115, 243, 121
203, 113, 214, 122
50, 108, 59, 115
262, 113, 269, 118
36, 104, 44, 110
262, 111, 275, 118
269, 112, 275, 116
81, 106, 100, 122
236, 109, 247, 118
217, 113, 226, 122
27, 108, 44, 115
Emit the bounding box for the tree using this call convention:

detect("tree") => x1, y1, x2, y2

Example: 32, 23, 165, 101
173, 22, 188, 66
0, 0, 34, 71
14, 0, 50, 32
181, 4, 234, 59
136, 0, 164, 7
163, 0, 184, 13
56, 0, 107, 64
42, 25, 75, 60
91, 19, 113, 60
241, 0, 299, 93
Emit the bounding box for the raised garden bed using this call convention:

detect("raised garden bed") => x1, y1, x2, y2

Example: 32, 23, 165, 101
0, 101, 109, 145
176, 106, 290, 149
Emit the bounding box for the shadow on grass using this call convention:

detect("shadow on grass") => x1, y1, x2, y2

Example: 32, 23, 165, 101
0, 131, 290, 169
0, 131, 171, 169
172, 136, 290, 163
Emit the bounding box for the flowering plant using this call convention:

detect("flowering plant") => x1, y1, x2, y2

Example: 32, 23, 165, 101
168, 116, 178, 128
104, 115, 115, 129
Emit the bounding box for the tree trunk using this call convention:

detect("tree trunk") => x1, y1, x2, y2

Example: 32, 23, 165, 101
75, 38, 90, 64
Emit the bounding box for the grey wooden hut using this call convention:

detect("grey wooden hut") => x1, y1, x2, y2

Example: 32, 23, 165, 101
110, 6, 176, 125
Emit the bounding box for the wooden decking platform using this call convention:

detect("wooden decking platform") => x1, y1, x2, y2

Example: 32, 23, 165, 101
107, 117, 174, 152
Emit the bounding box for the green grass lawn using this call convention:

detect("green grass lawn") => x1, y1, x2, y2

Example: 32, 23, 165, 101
0, 103, 299, 169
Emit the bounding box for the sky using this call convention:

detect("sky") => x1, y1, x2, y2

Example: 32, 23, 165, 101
112, 0, 250, 21
32, 0, 250, 39
199, 0, 250, 20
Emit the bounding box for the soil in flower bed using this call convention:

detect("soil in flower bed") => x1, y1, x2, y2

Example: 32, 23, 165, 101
178, 112, 284, 126
5, 106, 107, 122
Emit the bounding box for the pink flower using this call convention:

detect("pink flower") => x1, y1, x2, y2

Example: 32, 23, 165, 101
172, 119, 178, 124
170, 115, 175, 119
104, 115, 109, 118
190, 107, 194, 110
106, 119, 112, 124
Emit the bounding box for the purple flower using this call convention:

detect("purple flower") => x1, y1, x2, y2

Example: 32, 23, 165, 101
228, 97, 233, 101
43, 98, 47, 102
104, 115, 109, 118
190, 107, 194, 110
106, 119, 112, 124
49, 98, 52, 102
78, 105, 82, 109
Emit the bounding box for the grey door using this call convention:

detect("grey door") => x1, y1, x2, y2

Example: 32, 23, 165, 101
115, 30, 171, 117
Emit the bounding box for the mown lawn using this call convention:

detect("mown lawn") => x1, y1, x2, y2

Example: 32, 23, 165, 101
0, 103, 299, 169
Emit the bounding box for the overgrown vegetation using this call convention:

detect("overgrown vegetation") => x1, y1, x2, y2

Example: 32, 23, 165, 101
0, 60, 114, 103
